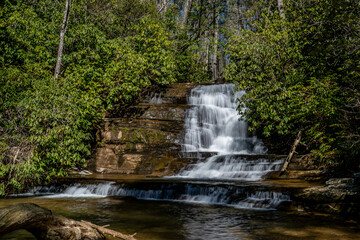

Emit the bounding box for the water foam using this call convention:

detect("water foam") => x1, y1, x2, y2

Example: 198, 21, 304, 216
31, 182, 290, 210
176, 84, 281, 180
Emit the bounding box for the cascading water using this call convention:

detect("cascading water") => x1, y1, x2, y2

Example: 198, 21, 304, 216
178, 155, 283, 180
182, 84, 265, 154
149, 93, 163, 104
26, 182, 290, 210
176, 84, 283, 180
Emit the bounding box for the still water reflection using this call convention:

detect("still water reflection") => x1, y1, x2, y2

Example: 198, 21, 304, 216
1, 196, 359, 240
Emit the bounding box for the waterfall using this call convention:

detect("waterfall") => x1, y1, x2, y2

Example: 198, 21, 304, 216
182, 84, 265, 154
18, 84, 289, 211
149, 93, 163, 104
28, 182, 290, 210
176, 84, 282, 180
177, 155, 283, 180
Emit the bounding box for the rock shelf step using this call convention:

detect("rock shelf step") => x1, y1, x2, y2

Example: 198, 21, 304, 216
92, 83, 196, 175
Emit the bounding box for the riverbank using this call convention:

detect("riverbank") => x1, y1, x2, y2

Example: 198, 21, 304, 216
293, 177, 360, 218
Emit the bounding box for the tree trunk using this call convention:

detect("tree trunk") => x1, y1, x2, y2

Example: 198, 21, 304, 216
156, 0, 168, 15
237, 0, 244, 30
205, 30, 210, 71
211, 0, 219, 80
277, 0, 285, 19
218, 47, 226, 78
54, 0, 71, 80
280, 130, 302, 173
196, 0, 203, 36
81, 221, 136, 240
0, 203, 136, 240
162, 0, 168, 14
181, 0, 192, 29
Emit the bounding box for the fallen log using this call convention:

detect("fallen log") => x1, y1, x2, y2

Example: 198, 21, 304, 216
280, 130, 302, 173
81, 221, 136, 240
0, 203, 137, 240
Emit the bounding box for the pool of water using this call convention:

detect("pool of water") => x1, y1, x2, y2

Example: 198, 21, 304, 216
1, 195, 359, 240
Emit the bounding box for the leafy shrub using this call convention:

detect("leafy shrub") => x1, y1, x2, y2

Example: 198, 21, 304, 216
0, 0, 207, 194
225, 0, 360, 168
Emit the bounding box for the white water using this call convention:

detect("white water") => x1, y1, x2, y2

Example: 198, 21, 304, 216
178, 155, 283, 180
182, 84, 265, 154
149, 93, 163, 104
31, 182, 290, 210
176, 84, 282, 180
41, 183, 114, 198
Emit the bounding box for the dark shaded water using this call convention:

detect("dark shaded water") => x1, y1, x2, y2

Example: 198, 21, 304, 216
1, 195, 360, 240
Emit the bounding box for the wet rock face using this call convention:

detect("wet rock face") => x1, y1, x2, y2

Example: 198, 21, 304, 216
93, 83, 196, 175
140, 104, 188, 121
294, 178, 360, 217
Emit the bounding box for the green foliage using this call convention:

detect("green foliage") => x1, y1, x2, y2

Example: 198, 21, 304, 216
174, 46, 211, 83
225, 0, 360, 167
0, 0, 206, 195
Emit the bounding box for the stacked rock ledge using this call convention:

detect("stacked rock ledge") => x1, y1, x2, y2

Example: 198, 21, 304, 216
92, 83, 197, 175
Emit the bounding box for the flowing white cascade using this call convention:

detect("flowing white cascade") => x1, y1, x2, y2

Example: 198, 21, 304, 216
149, 93, 163, 104
177, 84, 281, 180
31, 182, 290, 210
178, 155, 283, 180
182, 84, 265, 154
44, 183, 114, 198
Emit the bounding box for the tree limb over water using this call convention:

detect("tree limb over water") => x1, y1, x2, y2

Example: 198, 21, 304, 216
0, 203, 137, 240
